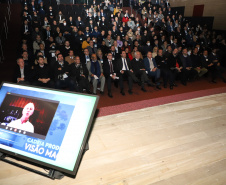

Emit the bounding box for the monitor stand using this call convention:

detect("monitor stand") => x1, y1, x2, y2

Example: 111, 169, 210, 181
0, 141, 89, 180
0, 152, 64, 179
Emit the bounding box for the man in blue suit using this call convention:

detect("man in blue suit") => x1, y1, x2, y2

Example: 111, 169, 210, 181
143, 51, 161, 89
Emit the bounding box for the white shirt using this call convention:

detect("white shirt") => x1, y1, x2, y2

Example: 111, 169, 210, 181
149, 58, 154, 70
25, 25, 28, 32
122, 58, 129, 70
7, 119, 34, 133
20, 68, 25, 78
108, 60, 114, 73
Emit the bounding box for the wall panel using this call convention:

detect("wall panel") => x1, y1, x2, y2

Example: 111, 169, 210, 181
170, 0, 226, 30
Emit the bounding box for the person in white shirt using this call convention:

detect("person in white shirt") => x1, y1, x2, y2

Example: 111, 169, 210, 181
7, 102, 35, 133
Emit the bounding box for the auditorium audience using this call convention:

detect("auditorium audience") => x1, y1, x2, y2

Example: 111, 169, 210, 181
17, 0, 226, 97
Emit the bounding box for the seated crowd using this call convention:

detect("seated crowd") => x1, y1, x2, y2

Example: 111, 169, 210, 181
16, 0, 226, 98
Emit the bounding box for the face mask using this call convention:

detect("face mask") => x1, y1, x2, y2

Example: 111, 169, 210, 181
138, 28, 140, 31
147, 43, 150, 46
64, 23, 66, 26
188, 51, 191, 55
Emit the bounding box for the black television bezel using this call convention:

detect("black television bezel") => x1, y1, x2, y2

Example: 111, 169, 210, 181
0, 82, 99, 177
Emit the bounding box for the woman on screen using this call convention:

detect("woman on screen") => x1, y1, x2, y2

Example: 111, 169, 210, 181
7, 102, 35, 133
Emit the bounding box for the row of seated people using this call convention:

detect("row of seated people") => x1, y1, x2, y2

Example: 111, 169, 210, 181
15, 45, 226, 98
20, 0, 178, 60
17, 0, 226, 98
21, 0, 175, 52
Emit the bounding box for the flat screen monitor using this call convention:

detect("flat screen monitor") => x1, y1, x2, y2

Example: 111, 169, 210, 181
0, 82, 99, 177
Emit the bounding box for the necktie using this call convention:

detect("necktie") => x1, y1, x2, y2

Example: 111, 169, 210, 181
123, 59, 128, 70
109, 60, 113, 73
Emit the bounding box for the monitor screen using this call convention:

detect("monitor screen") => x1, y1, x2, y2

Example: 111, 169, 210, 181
0, 82, 99, 176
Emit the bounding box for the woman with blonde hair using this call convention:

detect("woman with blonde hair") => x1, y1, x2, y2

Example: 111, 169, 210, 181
113, 6, 119, 16
131, 47, 143, 59
126, 28, 136, 41
152, 46, 158, 58
141, 6, 148, 19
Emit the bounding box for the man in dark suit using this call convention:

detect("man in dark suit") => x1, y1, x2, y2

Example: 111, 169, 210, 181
116, 51, 139, 95
143, 51, 161, 89
67, 16, 76, 28
21, 20, 32, 41
74, 30, 85, 54
49, 50, 60, 70
56, 11, 65, 24
131, 51, 154, 92
13, 58, 31, 84
80, 48, 92, 65
53, 53, 76, 91
165, 0, 170, 7
75, 16, 85, 30
202, 49, 226, 83
43, 26, 53, 40
69, 56, 91, 93
103, 52, 118, 98
155, 49, 178, 89
191, 47, 208, 78
32, 56, 54, 88
87, 40, 98, 55
110, 45, 121, 61
100, 9, 106, 18
179, 48, 199, 85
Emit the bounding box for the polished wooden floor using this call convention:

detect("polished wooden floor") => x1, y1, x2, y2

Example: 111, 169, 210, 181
1, 93, 226, 185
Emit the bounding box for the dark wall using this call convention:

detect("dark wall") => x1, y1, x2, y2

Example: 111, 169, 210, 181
60, 0, 74, 4
184, 17, 214, 30
171, 6, 185, 16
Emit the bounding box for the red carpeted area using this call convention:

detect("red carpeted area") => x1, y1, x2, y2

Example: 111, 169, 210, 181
97, 77, 226, 109
98, 84, 226, 117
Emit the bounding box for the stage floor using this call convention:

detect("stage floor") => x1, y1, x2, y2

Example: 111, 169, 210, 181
1, 93, 226, 185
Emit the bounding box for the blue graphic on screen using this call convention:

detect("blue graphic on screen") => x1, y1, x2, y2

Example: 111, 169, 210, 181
0, 86, 76, 161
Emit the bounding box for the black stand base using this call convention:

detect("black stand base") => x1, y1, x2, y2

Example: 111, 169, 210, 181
0, 141, 89, 180
0, 152, 64, 180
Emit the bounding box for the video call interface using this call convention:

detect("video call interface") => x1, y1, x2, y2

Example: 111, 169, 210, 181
0, 83, 98, 174
0, 84, 76, 161
0, 93, 59, 140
